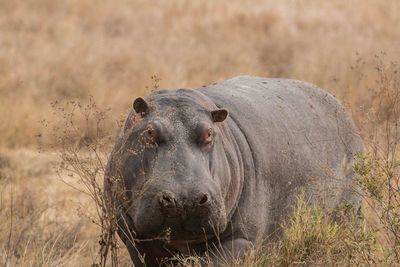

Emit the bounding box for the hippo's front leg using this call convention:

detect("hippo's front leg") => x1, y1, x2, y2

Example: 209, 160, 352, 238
206, 238, 252, 266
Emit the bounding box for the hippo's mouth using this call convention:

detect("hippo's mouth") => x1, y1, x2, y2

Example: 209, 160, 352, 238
164, 219, 226, 243
134, 226, 217, 244
169, 229, 216, 241
168, 235, 214, 244
167, 234, 217, 251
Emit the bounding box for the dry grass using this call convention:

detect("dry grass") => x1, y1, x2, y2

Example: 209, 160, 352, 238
0, 147, 132, 266
240, 196, 380, 267
1, 0, 399, 147
0, 148, 97, 266
1, 0, 400, 266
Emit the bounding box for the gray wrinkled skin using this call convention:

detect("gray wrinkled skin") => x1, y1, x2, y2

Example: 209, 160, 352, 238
104, 76, 363, 266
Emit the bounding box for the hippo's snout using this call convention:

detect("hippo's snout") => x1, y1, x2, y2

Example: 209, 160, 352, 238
157, 190, 214, 227
158, 191, 211, 210
132, 186, 226, 241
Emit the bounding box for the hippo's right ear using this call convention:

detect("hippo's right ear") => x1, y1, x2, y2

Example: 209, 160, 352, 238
211, 108, 228, 122
133, 97, 149, 115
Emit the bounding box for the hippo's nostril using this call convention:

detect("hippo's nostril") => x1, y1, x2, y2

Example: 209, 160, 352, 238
163, 195, 173, 203
159, 192, 176, 208
199, 193, 209, 205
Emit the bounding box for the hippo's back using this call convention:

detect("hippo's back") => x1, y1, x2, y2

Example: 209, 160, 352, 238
200, 76, 350, 136
200, 76, 363, 224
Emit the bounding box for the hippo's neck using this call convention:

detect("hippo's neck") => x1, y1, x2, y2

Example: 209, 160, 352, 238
218, 111, 248, 223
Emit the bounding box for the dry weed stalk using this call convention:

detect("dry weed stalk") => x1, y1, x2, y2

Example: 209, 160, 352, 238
49, 99, 121, 266
46, 76, 175, 266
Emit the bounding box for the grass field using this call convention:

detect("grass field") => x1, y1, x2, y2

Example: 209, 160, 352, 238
0, 0, 399, 266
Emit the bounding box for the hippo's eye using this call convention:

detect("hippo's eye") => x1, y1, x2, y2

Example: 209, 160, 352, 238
200, 127, 213, 145
144, 125, 158, 147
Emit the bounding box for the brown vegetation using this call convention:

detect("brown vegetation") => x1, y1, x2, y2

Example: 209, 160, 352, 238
1, 0, 399, 148
1, 0, 399, 266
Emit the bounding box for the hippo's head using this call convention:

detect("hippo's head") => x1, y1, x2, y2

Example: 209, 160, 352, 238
109, 89, 242, 243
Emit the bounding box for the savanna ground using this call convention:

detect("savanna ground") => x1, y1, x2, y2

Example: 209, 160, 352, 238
1, 0, 400, 266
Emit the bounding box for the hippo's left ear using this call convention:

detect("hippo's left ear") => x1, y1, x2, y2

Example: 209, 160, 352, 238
211, 108, 228, 122
133, 97, 149, 115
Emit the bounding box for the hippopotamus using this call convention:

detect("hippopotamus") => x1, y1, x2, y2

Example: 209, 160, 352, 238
104, 75, 363, 266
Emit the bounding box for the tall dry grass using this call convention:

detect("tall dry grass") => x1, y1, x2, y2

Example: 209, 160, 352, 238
0, 149, 94, 266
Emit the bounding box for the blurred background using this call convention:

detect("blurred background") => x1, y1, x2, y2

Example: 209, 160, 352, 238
1, 0, 399, 147
0, 0, 399, 266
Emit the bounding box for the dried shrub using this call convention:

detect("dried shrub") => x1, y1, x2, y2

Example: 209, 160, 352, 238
47, 99, 122, 266
353, 54, 400, 264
